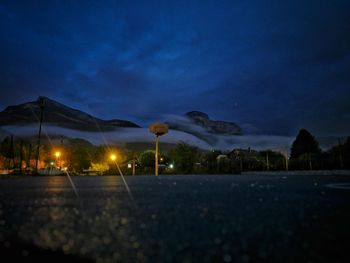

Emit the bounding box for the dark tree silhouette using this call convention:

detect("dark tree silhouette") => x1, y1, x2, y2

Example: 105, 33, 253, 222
139, 150, 155, 168
290, 129, 321, 159
169, 143, 199, 174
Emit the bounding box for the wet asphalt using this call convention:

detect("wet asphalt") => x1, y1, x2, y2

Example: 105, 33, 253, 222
0, 173, 350, 263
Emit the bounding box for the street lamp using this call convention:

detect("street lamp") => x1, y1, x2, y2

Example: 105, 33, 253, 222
149, 123, 169, 176
110, 154, 117, 173
55, 151, 61, 169
35, 97, 45, 173
109, 152, 134, 200
234, 149, 243, 173
110, 154, 117, 161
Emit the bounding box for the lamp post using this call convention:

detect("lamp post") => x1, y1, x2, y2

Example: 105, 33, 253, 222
284, 151, 289, 171
234, 150, 242, 173
266, 151, 269, 171
149, 123, 168, 176
110, 153, 134, 200
338, 138, 343, 169
55, 151, 61, 169
110, 154, 119, 174
110, 154, 116, 162
132, 154, 136, 176
35, 97, 45, 173
110, 154, 119, 175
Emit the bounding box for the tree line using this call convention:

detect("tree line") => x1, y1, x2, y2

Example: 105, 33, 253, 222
0, 128, 349, 175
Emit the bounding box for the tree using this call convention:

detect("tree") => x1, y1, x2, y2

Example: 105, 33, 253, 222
201, 150, 222, 174
70, 149, 91, 172
139, 150, 155, 168
89, 162, 109, 175
259, 150, 285, 171
0, 137, 12, 168
290, 129, 321, 159
93, 145, 110, 163
66, 139, 94, 172
0, 136, 13, 158
326, 137, 350, 169
169, 143, 199, 174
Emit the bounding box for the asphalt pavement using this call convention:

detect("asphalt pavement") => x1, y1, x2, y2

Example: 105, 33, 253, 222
0, 173, 350, 262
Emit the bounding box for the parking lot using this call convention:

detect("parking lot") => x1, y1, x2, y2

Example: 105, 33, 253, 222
0, 173, 350, 262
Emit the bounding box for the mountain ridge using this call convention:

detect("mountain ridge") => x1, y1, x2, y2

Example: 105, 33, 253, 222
0, 96, 140, 131
185, 111, 241, 135
0, 98, 242, 139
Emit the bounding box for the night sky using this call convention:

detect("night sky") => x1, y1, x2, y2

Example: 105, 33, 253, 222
0, 0, 349, 136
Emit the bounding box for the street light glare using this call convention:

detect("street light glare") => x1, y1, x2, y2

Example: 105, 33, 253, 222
55, 151, 61, 158
110, 154, 117, 161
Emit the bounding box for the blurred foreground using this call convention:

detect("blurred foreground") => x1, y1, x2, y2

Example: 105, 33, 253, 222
0, 173, 350, 262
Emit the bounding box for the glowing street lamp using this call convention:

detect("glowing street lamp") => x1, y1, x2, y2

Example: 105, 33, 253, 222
109, 151, 134, 200
110, 154, 118, 173
110, 154, 117, 161
149, 123, 169, 176
55, 151, 61, 169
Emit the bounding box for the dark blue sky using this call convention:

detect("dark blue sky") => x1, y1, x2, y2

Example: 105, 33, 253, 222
0, 0, 349, 136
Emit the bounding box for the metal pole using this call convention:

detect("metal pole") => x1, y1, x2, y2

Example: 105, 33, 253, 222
113, 160, 134, 200
132, 156, 135, 176
155, 135, 159, 176
35, 98, 45, 173
309, 158, 312, 170
266, 152, 269, 171
19, 139, 23, 174
8, 135, 14, 169
338, 138, 343, 169
239, 157, 243, 173
27, 143, 32, 170
56, 155, 58, 169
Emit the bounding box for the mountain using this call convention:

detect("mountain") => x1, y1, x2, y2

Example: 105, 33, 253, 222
167, 111, 241, 138
164, 111, 241, 145
0, 96, 140, 131
185, 111, 241, 135
0, 100, 297, 151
